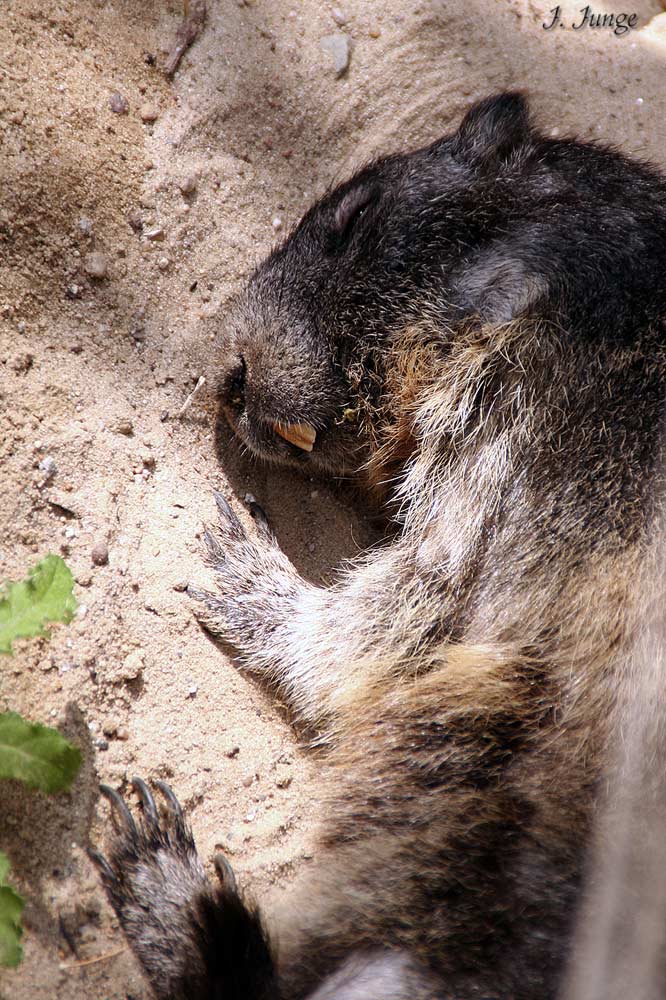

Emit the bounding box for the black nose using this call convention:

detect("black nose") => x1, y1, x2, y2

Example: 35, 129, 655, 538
226, 356, 246, 409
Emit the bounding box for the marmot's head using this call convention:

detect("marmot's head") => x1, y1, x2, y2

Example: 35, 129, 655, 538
216, 93, 666, 477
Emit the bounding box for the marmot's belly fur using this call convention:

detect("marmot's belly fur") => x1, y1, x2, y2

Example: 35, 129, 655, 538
92, 94, 666, 1000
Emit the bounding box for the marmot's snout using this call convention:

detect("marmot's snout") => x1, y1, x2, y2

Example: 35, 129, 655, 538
222, 354, 318, 454
216, 291, 372, 474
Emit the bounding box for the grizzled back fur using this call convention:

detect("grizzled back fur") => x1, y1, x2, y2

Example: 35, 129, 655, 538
94, 94, 666, 1000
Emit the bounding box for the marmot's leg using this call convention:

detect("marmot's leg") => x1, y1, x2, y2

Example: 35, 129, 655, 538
92, 779, 446, 1000
191, 492, 450, 724
89, 778, 277, 1000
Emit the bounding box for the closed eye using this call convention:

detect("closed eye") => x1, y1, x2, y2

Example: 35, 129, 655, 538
332, 184, 379, 241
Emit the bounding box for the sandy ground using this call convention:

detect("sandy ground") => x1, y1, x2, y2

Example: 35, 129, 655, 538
2, 1, 666, 996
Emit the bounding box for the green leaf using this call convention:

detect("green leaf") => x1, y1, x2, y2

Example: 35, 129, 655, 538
0, 852, 24, 967
0, 554, 77, 655
0, 713, 82, 793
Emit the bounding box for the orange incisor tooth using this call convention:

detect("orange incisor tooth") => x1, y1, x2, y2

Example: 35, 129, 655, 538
272, 421, 317, 452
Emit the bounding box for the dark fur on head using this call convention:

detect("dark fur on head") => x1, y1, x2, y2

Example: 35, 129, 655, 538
218, 92, 666, 478
93, 94, 666, 1000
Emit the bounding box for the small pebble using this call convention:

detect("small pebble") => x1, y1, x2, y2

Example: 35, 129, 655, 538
160, 409, 170, 422
157, 256, 170, 271
144, 226, 165, 241
91, 542, 109, 566
78, 216, 93, 236
178, 175, 197, 195
66, 283, 82, 299
94, 738, 109, 751
242, 773, 255, 788
274, 763, 292, 789
128, 211, 143, 233
271, 216, 283, 230
84, 252, 108, 279
139, 103, 159, 123
320, 33, 351, 76
8, 109, 25, 125
120, 650, 144, 681
38, 456, 57, 481
172, 580, 188, 592
226, 745, 240, 758
331, 7, 347, 24
368, 23, 381, 37
109, 93, 129, 114
111, 418, 134, 436
187, 685, 198, 698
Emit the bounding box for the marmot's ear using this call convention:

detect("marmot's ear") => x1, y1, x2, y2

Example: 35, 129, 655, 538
454, 248, 546, 325
452, 93, 531, 169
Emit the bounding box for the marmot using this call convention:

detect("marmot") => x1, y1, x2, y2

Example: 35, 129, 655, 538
91, 94, 666, 1000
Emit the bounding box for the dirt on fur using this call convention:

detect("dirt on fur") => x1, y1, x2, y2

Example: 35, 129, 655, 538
2, 1, 666, 996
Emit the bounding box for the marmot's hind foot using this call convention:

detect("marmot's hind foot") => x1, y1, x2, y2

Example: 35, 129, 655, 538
90, 778, 277, 1000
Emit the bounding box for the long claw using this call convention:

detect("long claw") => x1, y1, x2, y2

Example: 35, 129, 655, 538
248, 499, 273, 539
203, 527, 225, 563
213, 490, 241, 530
154, 780, 185, 822
100, 784, 138, 836
213, 853, 237, 892
132, 777, 159, 828
87, 847, 116, 882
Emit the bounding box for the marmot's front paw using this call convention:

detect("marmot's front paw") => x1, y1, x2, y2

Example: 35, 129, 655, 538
89, 779, 215, 995
189, 491, 305, 657
90, 779, 277, 1000
89, 778, 216, 923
